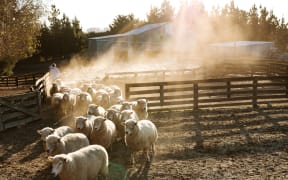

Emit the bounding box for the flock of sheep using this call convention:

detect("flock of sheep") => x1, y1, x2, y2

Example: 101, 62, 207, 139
36, 79, 158, 180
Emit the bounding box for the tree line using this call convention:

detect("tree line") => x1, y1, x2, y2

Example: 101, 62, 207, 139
1, 0, 288, 75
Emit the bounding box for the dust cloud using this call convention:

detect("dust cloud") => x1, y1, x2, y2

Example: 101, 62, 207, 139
59, 1, 247, 85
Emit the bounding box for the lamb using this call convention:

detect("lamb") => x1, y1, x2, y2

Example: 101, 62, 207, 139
94, 89, 111, 109
90, 116, 117, 149
77, 92, 92, 114
87, 104, 106, 117
46, 133, 89, 156
134, 98, 149, 120
124, 119, 158, 164
51, 92, 64, 114
69, 88, 82, 96
120, 101, 137, 111
87, 86, 98, 103
109, 85, 124, 105
106, 104, 122, 125
117, 109, 139, 139
48, 144, 109, 180
61, 92, 77, 115
37, 126, 74, 141
74, 115, 94, 138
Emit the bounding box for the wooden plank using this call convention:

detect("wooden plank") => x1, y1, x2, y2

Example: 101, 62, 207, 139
257, 95, 288, 99
0, 99, 40, 118
198, 96, 253, 103
199, 101, 252, 108
128, 89, 161, 95
3, 116, 40, 130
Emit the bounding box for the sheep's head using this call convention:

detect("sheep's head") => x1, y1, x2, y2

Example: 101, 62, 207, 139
106, 109, 119, 121
87, 104, 98, 115
45, 134, 61, 154
124, 119, 137, 136
75, 116, 87, 130
120, 110, 134, 122
48, 154, 71, 176
62, 93, 69, 102
93, 116, 106, 131
37, 127, 54, 141
137, 99, 148, 111
121, 102, 133, 111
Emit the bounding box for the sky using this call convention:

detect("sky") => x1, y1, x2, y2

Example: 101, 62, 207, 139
46, 0, 288, 32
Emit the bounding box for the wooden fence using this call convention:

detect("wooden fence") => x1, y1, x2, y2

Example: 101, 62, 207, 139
125, 76, 288, 112
104, 59, 288, 82
0, 72, 45, 88
0, 91, 41, 131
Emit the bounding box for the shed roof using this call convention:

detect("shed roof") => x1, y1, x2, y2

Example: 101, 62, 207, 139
90, 22, 169, 40
210, 41, 273, 47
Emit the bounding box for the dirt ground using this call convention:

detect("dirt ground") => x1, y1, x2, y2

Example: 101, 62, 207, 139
1, 105, 288, 180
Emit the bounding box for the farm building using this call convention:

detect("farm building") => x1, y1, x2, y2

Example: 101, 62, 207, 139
88, 22, 172, 59
208, 41, 274, 58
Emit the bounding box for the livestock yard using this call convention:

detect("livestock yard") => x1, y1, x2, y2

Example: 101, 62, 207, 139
1, 58, 288, 179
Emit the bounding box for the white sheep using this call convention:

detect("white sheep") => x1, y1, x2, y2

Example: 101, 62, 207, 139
87, 86, 98, 103
61, 92, 77, 115
106, 108, 120, 125
37, 126, 74, 142
51, 92, 64, 114
124, 119, 158, 164
94, 89, 111, 109
134, 98, 149, 120
74, 115, 94, 138
46, 133, 89, 156
48, 144, 109, 180
109, 85, 124, 105
90, 116, 117, 149
87, 104, 106, 117
120, 101, 137, 111
69, 88, 82, 96
77, 92, 92, 114
117, 109, 139, 139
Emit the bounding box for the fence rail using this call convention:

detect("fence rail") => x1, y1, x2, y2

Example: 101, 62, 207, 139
125, 76, 288, 112
0, 91, 41, 131
0, 72, 45, 88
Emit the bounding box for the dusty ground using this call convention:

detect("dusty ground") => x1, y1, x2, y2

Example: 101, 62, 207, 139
1, 59, 288, 179
1, 105, 288, 180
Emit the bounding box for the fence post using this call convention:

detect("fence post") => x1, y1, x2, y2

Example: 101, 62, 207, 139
15, 76, 18, 87
193, 82, 198, 110
252, 78, 258, 108
227, 81, 231, 99
160, 84, 164, 106
6, 77, 8, 87
125, 84, 130, 100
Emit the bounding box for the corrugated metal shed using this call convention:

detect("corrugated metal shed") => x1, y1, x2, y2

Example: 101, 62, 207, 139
88, 22, 171, 58
208, 41, 274, 58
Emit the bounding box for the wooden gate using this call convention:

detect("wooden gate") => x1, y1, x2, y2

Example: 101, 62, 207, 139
0, 91, 41, 131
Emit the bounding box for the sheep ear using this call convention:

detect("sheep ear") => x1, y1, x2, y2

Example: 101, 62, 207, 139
62, 156, 69, 163
48, 156, 54, 162
134, 121, 137, 126
101, 117, 106, 121
37, 130, 42, 134
50, 129, 55, 133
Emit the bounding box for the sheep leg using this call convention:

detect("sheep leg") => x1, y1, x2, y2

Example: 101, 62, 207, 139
130, 152, 135, 165
143, 149, 150, 162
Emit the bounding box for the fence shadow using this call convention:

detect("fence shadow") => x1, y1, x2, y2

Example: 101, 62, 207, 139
156, 107, 288, 161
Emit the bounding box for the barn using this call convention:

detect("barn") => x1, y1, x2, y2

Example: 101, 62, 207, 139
88, 22, 172, 59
